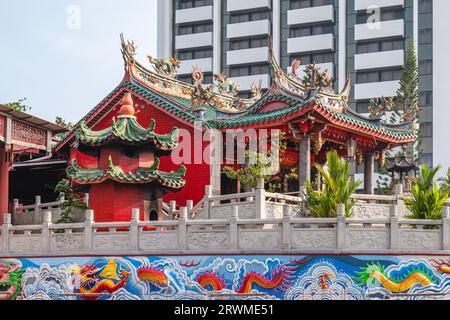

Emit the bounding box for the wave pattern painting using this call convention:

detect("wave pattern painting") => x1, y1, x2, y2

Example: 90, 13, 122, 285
1, 255, 450, 300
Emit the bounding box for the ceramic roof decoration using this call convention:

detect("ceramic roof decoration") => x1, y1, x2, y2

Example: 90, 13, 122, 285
67, 156, 186, 190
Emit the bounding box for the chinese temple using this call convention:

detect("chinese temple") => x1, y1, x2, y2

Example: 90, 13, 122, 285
52, 35, 417, 219
0, 104, 66, 214
67, 92, 186, 222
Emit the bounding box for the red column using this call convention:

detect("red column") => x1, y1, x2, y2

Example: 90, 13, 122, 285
0, 149, 9, 215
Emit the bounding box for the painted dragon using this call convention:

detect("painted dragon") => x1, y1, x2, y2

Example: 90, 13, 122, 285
71, 259, 129, 300
196, 263, 299, 294
0, 262, 25, 300
354, 263, 434, 293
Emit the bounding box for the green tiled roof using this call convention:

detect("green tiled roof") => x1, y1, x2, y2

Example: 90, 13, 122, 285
67, 155, 186, 189
209, 94, 416, 140
76, 115, 179, 150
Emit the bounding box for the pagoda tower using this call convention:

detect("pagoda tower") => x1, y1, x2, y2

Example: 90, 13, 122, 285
67, 92, 186, 222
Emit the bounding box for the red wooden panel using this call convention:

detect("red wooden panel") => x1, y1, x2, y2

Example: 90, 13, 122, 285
11, 120, 47, 148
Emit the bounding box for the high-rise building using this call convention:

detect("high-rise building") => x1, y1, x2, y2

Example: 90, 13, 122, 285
157, 0, 450, 170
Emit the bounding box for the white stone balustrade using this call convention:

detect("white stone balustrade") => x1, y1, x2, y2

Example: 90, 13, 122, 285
2, 203, 450, 257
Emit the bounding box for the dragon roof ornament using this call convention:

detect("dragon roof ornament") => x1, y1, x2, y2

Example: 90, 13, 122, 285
267, 37, 351, 113
120, 34, 257, 114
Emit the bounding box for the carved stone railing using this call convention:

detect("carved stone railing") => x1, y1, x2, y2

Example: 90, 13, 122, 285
2, 205, 450, 257
12, 195, 86, 225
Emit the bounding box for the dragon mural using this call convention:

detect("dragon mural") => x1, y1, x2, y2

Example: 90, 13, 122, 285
2, 256, 450, 300
71, 259, 129, 300
354, 263, 434, 293
0, 262, 24, 300
196, 263, 299, 294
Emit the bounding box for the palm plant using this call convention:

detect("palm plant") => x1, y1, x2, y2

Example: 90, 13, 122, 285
305, 150, 361, 217
403, 165, 449, 220
438, 168, 450, 193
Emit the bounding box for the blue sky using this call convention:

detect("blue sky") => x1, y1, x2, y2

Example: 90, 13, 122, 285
0, 0, 158, 123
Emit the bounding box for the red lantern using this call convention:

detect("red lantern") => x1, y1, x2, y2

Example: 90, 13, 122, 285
300, 122, 309, 134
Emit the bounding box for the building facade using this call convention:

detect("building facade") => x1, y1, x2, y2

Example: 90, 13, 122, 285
157, 0, 450, 171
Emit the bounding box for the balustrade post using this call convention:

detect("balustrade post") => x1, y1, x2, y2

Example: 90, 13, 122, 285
282, 204, 291, 251
2, 214, 12, 253
395, 184, 405, 218
41, 211, 52, 252
34, 195, 41, 225
130, 208, 140, 251
390, 204, 399, 250
178, 207, 187, 250
255, 179, 266, 219
169, 201, 177, 220
12, 199, 18, 225
204, 185, 212, 219
186, 200, 193, 219
336, 204, 346, 250
84, 210, 94, 251
442, 206, 450, 250
229, 206, 238, 250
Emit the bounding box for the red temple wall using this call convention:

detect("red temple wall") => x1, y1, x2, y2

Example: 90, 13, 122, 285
71, 97, 211, 209
89, 182, 146, 222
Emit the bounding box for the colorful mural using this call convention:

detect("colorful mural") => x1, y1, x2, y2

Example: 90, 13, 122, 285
1, 255, 450, 300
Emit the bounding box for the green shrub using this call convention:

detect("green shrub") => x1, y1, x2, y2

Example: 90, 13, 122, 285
305, 151, 361, 217
403, 165, 448, 220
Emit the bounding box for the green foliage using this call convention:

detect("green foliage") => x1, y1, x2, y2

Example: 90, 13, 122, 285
223, 151, 276, 190
54, 179, 87, 224
403, 165, 449, 220
4, 98, 31, 112
396, 38, 420, 114
305, 151, 361, 217
223, 132, 287, 191
438, 168, 450, 193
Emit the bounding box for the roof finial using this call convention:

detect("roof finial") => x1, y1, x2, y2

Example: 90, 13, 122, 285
118, 92, 135, 117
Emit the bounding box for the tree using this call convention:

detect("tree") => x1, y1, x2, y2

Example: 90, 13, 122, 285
403, 165, 448, 221
223, 151, 276, 190
305, 150, 362, 217
375, 39, 421, 193
396, 38, 421, 163
4, 98, 31, 112
54, 179, 87, 224
396, 39, 420, 116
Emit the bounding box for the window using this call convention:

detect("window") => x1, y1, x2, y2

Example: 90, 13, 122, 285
229, 64, 269, 77
177, 0, 212, 9
356, 8, 404, 24
420, 122, 433, 138
177, 73, 213, 84
289, 52, 334, 65
290, 0, 333, 9
357, 39, 404, 54
229, 37, 268, 50
177, 48, 213, 60
290, 23, 334, 37
356, 69, 402, 84
357, 71, 379, 84
381, 69, 402, 81
420, 153, 433, 167
419, 29, 432, 44
176, 22, 213, 35
419, 60, 432, 75
356, 101, 369, 113
419, 0, 432, 13
229, 10, 270, 24
420, 91, 433, 107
